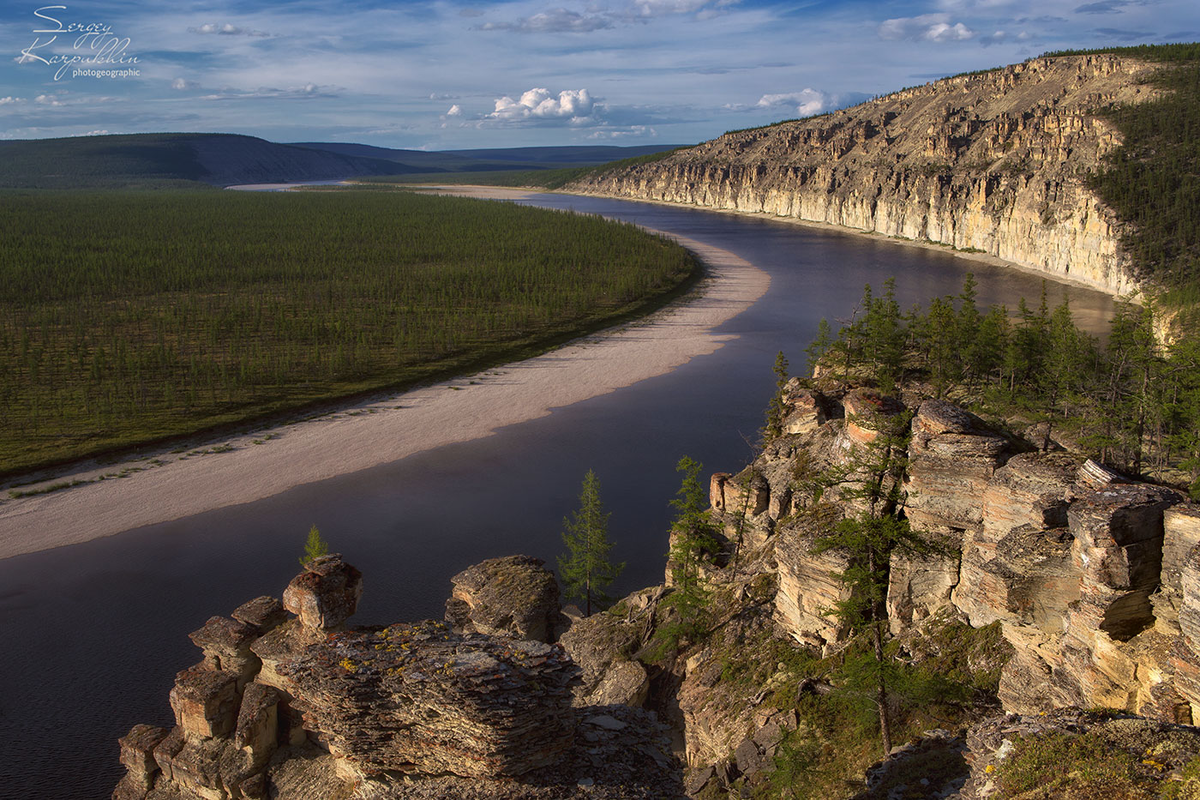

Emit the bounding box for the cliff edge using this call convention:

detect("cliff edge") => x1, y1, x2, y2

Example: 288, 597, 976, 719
569, 53, 1158, 296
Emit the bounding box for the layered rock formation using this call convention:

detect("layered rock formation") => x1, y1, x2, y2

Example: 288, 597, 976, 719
705, 380, 1200, 731
570, 54, 1161, 295
114, 555, 682, 800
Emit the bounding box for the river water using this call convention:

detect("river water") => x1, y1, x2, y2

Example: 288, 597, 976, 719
0, 194, 1115, 799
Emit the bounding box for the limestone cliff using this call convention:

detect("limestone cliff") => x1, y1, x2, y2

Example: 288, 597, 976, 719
570, 53, 1160, 296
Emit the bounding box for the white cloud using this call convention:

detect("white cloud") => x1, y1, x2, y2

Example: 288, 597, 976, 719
34, 94, 65, 106
587, 125, 657, 139
446, 104, 463, 116
479, 0, 737, 32
878, 13, 975, 42
189, 22, 269, 37
172, 78, 199, 91
488, 88, 597, 122
200, 84, 335, 101
479, 8, 613, 33
755, 89, 868, 117
0, 96, 25, 105
81, 129, 110, 136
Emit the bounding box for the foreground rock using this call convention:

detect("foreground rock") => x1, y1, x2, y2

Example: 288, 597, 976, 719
113, 555, 682, 800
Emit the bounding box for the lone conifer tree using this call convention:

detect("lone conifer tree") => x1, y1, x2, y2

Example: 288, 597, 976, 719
300, 524, 328, 567
559, 470, 623, 615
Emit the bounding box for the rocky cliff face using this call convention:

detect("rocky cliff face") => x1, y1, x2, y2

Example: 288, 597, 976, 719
570, 54, 1159, 296
709, 378, 1200, 731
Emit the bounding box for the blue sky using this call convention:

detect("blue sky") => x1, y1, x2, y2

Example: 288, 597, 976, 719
1, 0, 1196, 149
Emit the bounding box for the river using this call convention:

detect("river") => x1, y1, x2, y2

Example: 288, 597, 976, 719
0, 194, 1115, 799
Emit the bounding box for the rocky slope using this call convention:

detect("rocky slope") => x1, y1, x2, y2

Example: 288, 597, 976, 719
115, 379, 1200, 798
569, 53, 1160, 296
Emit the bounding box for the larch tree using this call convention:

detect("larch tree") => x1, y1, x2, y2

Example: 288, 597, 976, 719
559, 469, 623, 616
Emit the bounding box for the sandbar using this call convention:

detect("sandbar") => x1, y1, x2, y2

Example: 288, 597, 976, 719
0, 189, 769, 561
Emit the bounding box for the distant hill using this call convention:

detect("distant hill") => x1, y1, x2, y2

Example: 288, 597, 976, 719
0, 134, 687, 189
290, 142, 686, 172
0, 133, 410, 189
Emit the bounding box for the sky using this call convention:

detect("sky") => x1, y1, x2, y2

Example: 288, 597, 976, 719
1, 0, 1196, 150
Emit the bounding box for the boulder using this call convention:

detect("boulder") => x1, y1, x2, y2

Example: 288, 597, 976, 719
444, 555, 562, 643
233, 682, 282, 767
721, 469, 770, 518
840, 388, 904, 447
781, 382, 827, 435
116, 724, 169, 793
282, 554, 362, 631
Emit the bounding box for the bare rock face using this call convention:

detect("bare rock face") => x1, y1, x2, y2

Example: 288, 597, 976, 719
282, 554, 362, 631
905, 399, 1010, 533
1067, 483, 1181, 641
444, 554, 562, 643
571, 54, 1155, 296
1156, 504, 1200, 635
952, 453, 1080, 630
886, 533, 963, 635
558, 587, 662, 708
276, 620, 581, 779
773, 512, 852, 649
780, 379, 827, 436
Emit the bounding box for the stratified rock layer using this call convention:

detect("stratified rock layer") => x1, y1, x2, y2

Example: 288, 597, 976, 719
571, 54, 1158, 295
113, 555, 676, 800
445, 554, 562, 643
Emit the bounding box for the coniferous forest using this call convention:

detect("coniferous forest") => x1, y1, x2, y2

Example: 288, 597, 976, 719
0, 189, 696, 474
807, 276, 1200, 497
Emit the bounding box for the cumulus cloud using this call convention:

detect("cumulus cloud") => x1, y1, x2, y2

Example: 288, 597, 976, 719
0, 96, 25, 105
487, 88, 597, 123
755, 89, 869, 117
188, 22, 268, 37
878, 14, 975, 42
446, 104, 463, 116
81, 129, 110, 136
171, 78, 199, 91
34, 94, 65, 106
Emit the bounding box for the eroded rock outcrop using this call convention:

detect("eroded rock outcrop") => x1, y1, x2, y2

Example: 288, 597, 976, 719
445, 554, 563, 643
708, 382, 1200, 732
114, 555, 682, 800
570, 54, 1159, 296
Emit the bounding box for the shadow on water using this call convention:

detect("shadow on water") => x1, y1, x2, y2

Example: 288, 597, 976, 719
0, 195, 1115, 800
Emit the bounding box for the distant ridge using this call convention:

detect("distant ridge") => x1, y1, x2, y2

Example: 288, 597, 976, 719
0, 134, 686, 189
290, 142, 686, 173
0, 133, 404, 189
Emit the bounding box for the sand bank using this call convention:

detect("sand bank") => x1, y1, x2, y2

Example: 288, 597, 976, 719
0, 192, 769, 561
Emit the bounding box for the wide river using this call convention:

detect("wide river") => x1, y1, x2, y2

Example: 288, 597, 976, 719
0, 194, 1116, 799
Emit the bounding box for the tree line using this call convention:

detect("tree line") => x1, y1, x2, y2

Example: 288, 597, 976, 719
805, 276, 1200, 497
